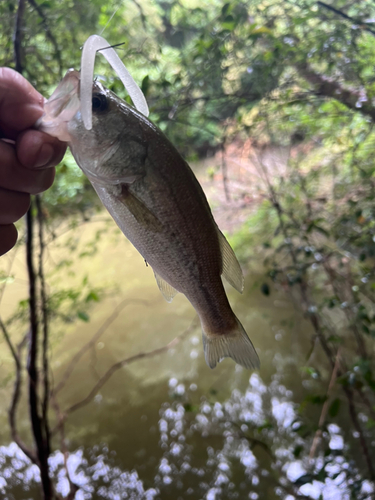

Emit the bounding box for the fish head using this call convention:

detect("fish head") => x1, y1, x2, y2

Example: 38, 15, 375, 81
38, 69, 150, 184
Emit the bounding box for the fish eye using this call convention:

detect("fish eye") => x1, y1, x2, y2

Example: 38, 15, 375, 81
92, 93, 108, 112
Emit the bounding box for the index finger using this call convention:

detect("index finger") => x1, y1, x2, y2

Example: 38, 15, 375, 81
0, 67, 45, 139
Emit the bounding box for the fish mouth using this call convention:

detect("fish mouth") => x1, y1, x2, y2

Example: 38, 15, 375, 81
36, 69, 81, 142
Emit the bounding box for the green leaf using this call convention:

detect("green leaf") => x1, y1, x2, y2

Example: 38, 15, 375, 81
85, 291, 99, 303
294, 473, 314, 486
250, 27, 273, 36
301, 366, 319, 379
257, 420, 273, 431
326, 335, 343, 344
221, 3, 231, 16
221, 19, 235, 30
293, 445, 303, 458
183, 403, 199, 412
0, 275, 14, 284
329, 398, 341, 418
141, 75, 150, 96
77, 311, 90, 322
304, 394, 327, 405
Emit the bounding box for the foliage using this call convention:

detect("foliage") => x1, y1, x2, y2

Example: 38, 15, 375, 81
1, 0, 375, 498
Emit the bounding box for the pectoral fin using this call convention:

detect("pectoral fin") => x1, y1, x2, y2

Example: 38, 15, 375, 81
154, 272, 178, 302
217, 227, 244, 293
118, 186, 163, 233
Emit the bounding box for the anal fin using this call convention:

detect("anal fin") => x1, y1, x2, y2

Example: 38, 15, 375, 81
154, 272, 178, 303
217, 227, 244, 293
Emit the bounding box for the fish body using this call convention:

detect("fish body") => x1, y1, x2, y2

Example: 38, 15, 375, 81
39, 70, 259, 370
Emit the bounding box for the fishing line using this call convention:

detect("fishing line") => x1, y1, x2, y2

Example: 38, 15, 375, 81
99, 6, 120, 36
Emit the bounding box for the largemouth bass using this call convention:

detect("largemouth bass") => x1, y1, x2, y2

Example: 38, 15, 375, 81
38, 69, 259, 370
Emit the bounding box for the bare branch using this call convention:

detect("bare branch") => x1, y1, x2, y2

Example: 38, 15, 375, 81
229, 420, 272, 457
0, 248, 18, 307
309, 347, 341, 459
0, 317, 19, 364
357, 390, 375, 422
51, 394, 79, 499
323, 260, 367, 359
13, 0, 53, 489
27, 46, 57, 77
0, 319, 37, 463
256, 152, 375, 478
54, 298, 151, 395
295, 62, 375, 122
255, 153, 335, 366
221, 140, 231, 203
13, 0, 26, 73
344, 386, 375, 479
36, 195, 52, 460
130, 0, 147, 30
26, 0, 63, 74
317, 1, 375, 37
64, 318, 198, 416
26, 205, 53, 498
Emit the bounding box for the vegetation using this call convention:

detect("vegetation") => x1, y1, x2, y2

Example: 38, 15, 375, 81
1, 0, 375, 498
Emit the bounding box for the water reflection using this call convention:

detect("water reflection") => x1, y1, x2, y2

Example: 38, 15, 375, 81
1, 372, 373, 499
0, 199, 374, 498
0, 442, 158, 499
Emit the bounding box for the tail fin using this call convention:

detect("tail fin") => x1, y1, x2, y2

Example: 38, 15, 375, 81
202, 317, 260, 370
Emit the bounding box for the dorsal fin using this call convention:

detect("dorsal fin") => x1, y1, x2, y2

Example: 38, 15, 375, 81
154, 272, 178, 303
217, 227, 244, 293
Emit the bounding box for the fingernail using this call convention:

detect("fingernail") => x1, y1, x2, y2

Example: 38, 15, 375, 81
35, 143, 54, 168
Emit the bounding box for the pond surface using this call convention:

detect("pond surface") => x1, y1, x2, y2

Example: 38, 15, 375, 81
0, 164, 373, 499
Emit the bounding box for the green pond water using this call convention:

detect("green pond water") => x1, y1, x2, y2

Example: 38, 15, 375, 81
0, 184, 373, 499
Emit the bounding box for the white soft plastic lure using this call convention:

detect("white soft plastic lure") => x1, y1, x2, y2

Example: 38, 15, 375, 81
80, 35, 149, 129
36, 34, 148, 138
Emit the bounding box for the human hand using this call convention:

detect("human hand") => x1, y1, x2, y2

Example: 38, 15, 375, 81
0, 68, 67, 256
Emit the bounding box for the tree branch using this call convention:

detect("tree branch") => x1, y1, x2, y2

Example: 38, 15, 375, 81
26, 0, 63, 74
130, 0, 147, 30
0, 319, 37, 463
256, 153, 335, 366
13, 0, 26, 73
14, 0, 53, 495
309, 347, 341, 459
26, 205, 53, 499
323, 260, 367, 359
50, 393, 79, 499
295, 62, 375, 122
63, 318, 197, 416
317, 1, 375, 37
36, 195, 51, 460
54, 298, 150, 395
344, 386, 375, 479
0, 246, 18, 307
221, 139, 231, 203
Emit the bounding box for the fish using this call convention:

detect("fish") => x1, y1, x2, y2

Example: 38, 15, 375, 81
38, 68, 260, 370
